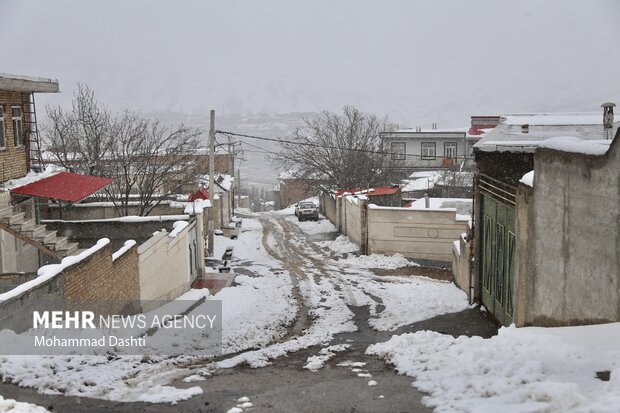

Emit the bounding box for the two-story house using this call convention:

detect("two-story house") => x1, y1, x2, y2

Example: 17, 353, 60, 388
0, 73, 58, 184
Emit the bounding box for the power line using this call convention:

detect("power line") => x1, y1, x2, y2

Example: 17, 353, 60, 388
216, 130, 474, 161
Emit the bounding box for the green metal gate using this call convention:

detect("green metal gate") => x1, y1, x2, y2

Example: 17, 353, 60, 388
478, 175, 517, 326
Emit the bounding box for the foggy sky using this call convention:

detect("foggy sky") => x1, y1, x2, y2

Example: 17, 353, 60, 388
1, 0, 619, 127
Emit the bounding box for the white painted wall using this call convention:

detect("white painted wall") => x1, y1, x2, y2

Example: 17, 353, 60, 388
367, 205, 468, 262
137, 222, 194, 304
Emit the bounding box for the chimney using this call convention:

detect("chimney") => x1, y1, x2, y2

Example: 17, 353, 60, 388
602, 102, 616, 140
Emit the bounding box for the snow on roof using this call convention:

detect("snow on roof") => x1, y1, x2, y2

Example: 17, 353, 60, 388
475, 111, 619, 153
402, 172, 442, 192
479, 137, 612, 155
1, 165, 65, 191
0, 72, 59, 93
394, 126, 468, 133
537, 137, 611, 156
501, 112, 603, 126
520, 171, 534, 187
216, 174, 234, 191
183, 199, 212, 214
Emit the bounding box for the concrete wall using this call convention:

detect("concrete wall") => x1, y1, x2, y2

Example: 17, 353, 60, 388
46, 202, 184, 220
342, 195, 363, 246
44, 218, 183, 250
367, 205, 468, 262
515, 137, 620, 326
452, 234, 472, 298
319, 191, 338, 224
137, 221, 196, 305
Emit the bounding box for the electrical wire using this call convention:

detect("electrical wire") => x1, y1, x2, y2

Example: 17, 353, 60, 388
216, 130, 474, 161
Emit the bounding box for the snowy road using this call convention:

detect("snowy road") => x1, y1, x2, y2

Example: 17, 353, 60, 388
0, 211, 494, 412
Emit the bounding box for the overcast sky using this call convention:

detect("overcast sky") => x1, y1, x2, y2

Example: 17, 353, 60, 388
1, 0, 619, 127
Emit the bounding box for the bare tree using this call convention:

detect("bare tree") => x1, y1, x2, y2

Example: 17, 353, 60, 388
275, 106, 400, 190
44, 83, 115, 175
44, 84, 202, 216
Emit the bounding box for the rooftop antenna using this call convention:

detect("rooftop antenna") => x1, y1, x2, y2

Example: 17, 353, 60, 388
602, 102, 615, 140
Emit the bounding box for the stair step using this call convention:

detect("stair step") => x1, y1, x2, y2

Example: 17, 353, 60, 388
59, 242, 79, 256
45, 236, 67, 250
20, 218, 35, 231
8, 213, 25, 225
23, 225, 46, 238
39, 231, 57, 244
0, 207, 13, 218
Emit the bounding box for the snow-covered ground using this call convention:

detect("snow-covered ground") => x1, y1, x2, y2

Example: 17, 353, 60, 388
368, 323, 620, 413
0, 210, 470, 405
0, 395, 49, 413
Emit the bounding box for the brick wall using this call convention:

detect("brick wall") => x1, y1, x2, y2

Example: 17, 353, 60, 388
0, 91, 29, 182
63, 243, 141, 315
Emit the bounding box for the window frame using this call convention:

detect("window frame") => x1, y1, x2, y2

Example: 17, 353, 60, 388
0, 106, 5, 149
11, 106, 23, 148
444, 142, 457, 159
390, 142, 406, 160
421, 142, 436, 160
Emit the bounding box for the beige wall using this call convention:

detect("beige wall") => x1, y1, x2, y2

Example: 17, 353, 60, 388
320, 191, 338, 224
367, 206, 468, 262
452, 235, 472, 298
137, 222, 194, 305
342, 195, 363, 246
514, 136, 620, 326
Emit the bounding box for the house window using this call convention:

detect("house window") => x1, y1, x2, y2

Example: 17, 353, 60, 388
421, 142, 436, 160
444, 142, 457, 159
12, 107, 23, 147
0, 106, 5, 148
390, 142, 406, 160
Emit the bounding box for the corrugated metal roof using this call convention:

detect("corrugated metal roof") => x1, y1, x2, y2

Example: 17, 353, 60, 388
10, 172, 112, 203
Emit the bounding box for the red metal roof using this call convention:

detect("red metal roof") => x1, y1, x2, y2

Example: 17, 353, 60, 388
366, 187, 401, 196
10, 172, 113, 203
188, 188, 209, 201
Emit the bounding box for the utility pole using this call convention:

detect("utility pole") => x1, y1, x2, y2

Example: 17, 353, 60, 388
237, 168, 241, 210
228, 134, 235, 212
208, 110, 215, 256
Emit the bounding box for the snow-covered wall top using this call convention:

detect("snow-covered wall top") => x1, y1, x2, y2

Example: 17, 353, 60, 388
0, 238, 110, 302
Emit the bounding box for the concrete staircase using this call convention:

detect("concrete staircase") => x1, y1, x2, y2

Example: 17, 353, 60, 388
0, 206, 79, 259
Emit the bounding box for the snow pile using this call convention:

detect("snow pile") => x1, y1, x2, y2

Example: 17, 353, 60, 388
520, 170, 534, 187
367, 323, 620, 412
316, 235, 359, 254
362, 278, 469, 331
336, 253, 418, 270
112, 239, 136, 261
168, 221, 189, 237
0, 395, 49, 412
